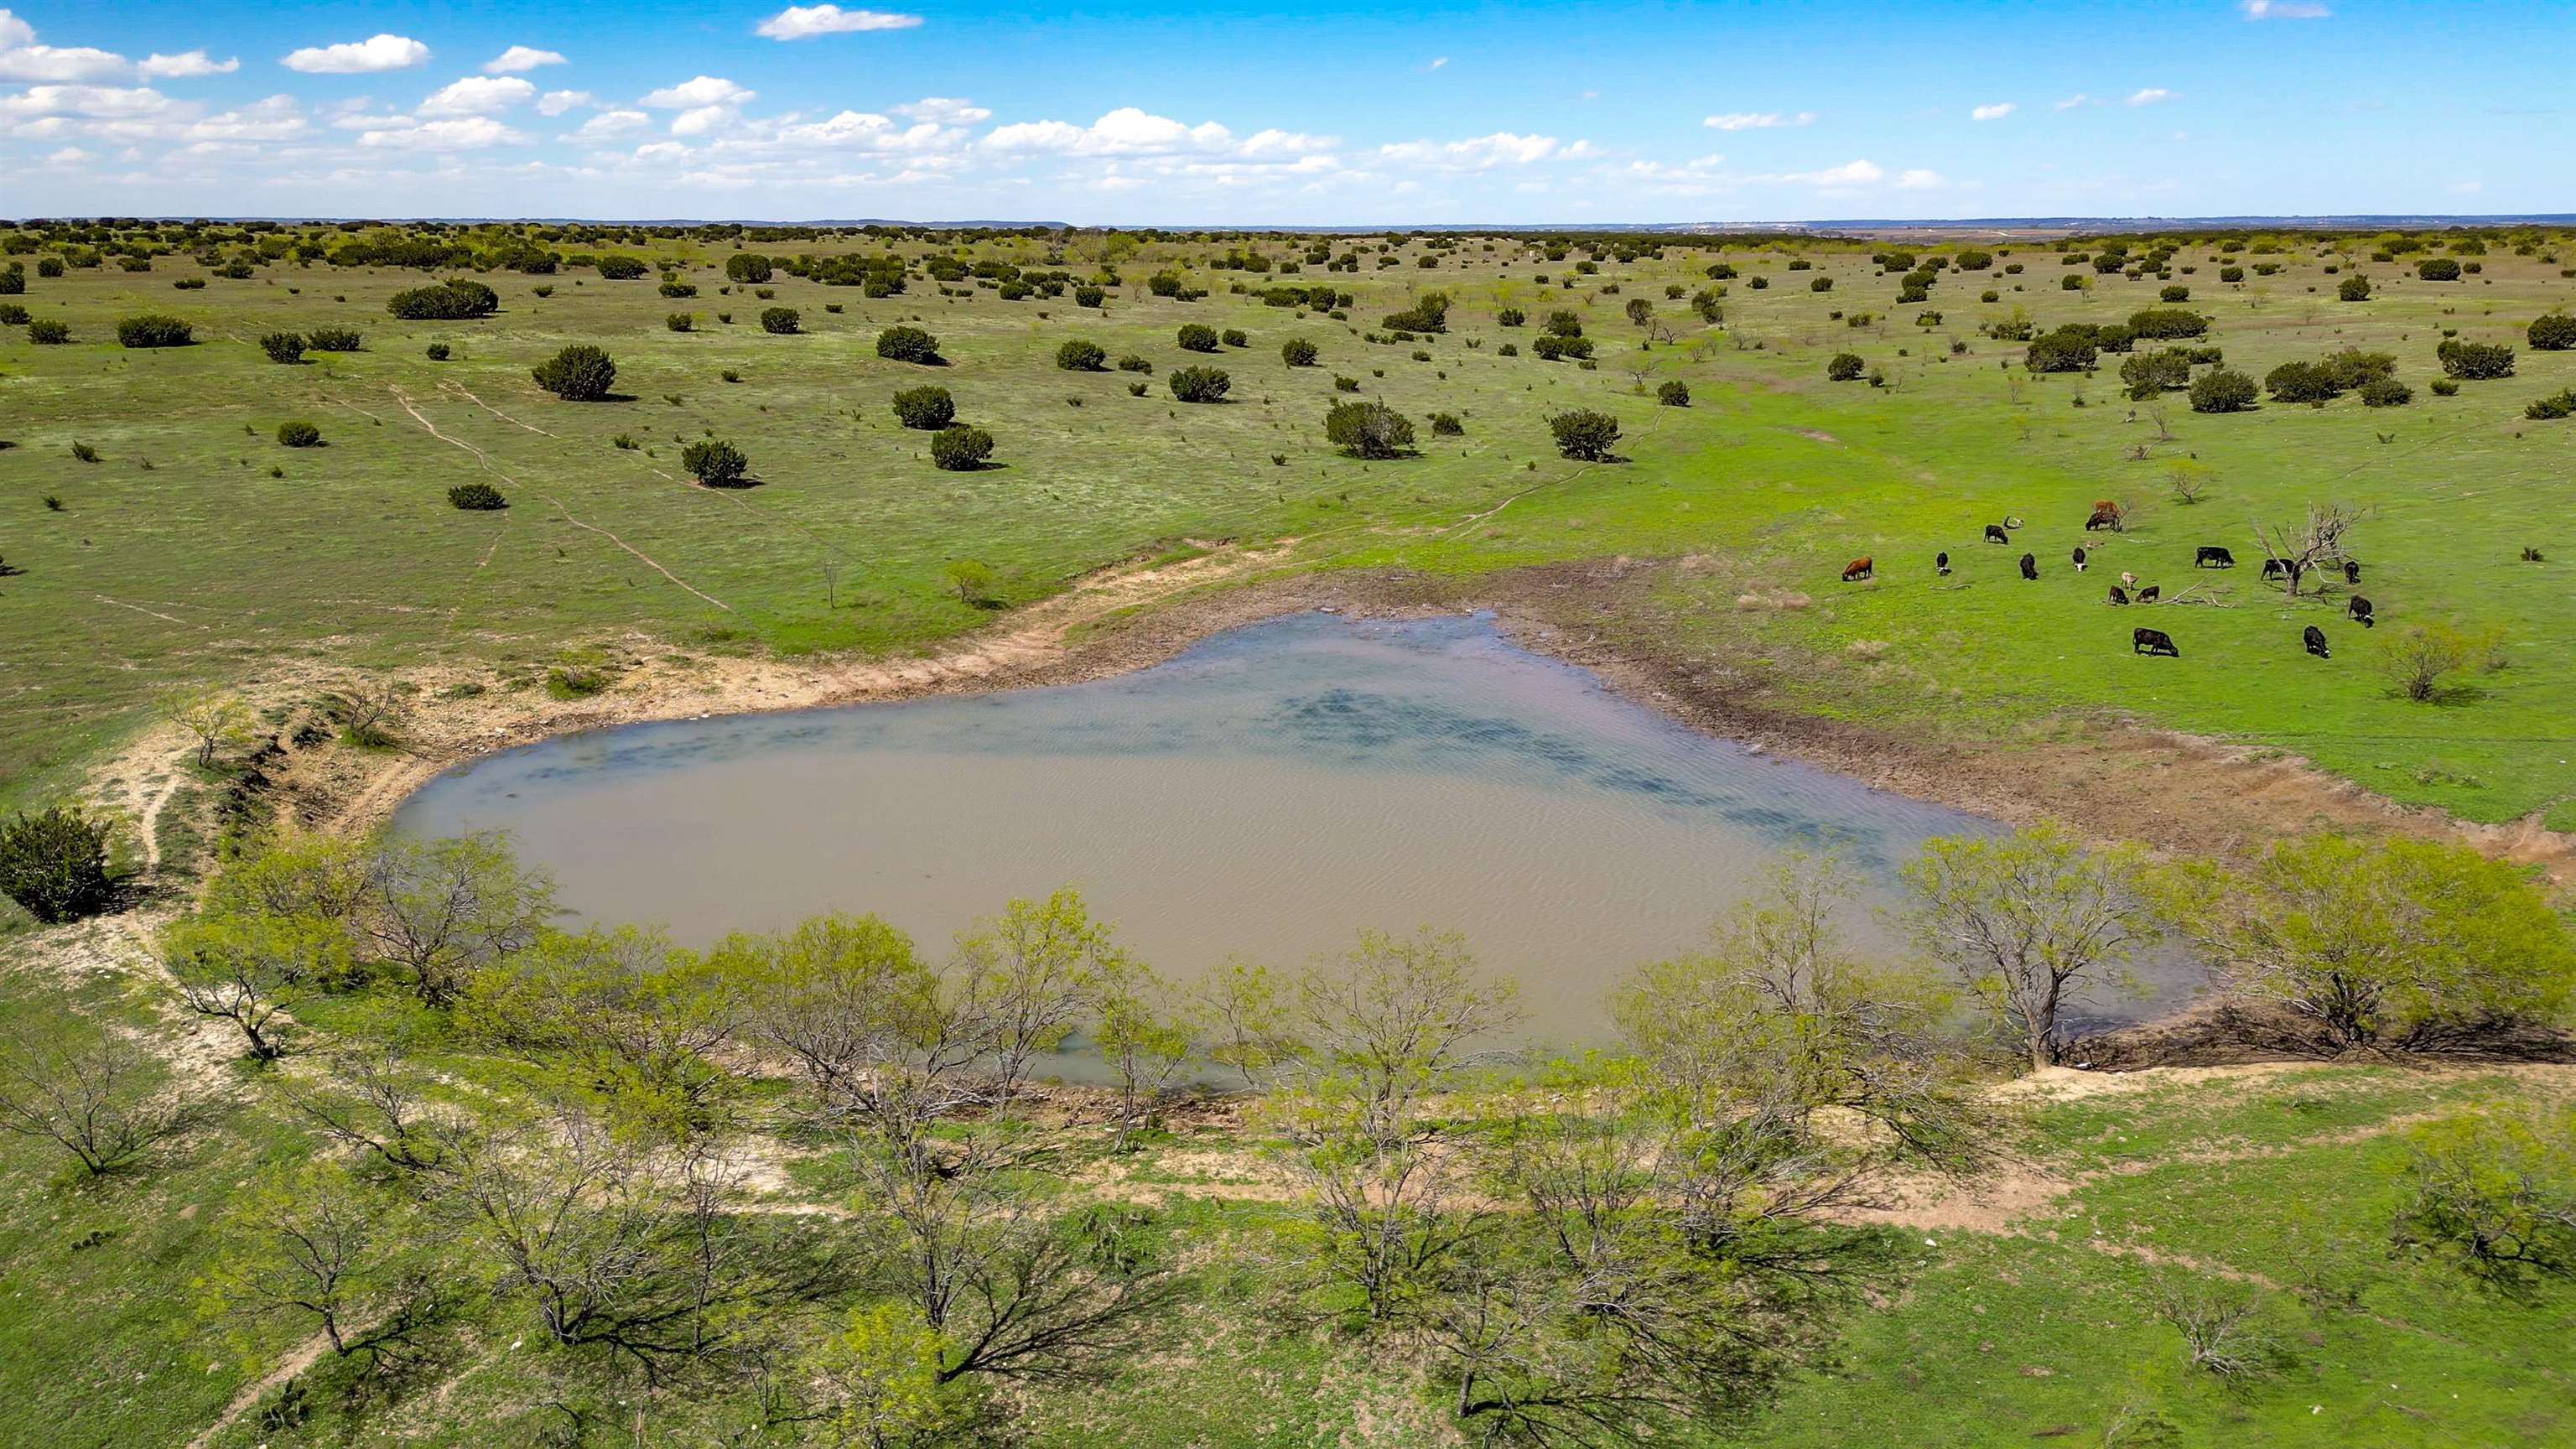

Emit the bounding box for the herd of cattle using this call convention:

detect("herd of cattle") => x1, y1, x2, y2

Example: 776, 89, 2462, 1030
1837, 508, 2377, 663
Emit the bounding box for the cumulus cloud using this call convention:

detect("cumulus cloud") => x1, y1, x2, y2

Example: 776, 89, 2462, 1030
2242, 0, 2329, 17
754, 6, 923, 39
484, 46, 567, 74
1704, 111, 1815, 131
538, 90, 593, 116
2126, 87, 2175, 106
187, 95, 306, 142
1896, 168, 1945, 189
986, 106, 1233, 155
569, 109, 650, 140
891, 96, 989, 124
0, 11, 131, 82
1786, 158, 1883, 187
670, 105, 738, 137
641, 75, 755, 108
1378, 132, 1564, 169
282, 34, 431, 75
419, 75, 537, 116
357, 116, 527, 150
0, 83, 180, 122
1971, 101, 2015, 121
139, 50, 238, 78
2054, 93, 2092, 111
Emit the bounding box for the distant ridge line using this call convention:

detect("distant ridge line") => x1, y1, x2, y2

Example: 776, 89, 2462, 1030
9, 213, 2573, 232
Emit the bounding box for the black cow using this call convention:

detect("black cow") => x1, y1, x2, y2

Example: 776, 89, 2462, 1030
2348, 595, 2375, 627
2019, 552, 2038, 580
1936, 549, 1951, 576
1985, 523, 2011, 545
2108, 585, 2130, 605
2072, 546, 2089, 573
2303, 626, 2330, 659
2138, 584, 2160, 603
2196, 546, 2235, 569
2262, 557, 2293, 581
2344, 559, 2361, 585
2132, 627, 2179, 657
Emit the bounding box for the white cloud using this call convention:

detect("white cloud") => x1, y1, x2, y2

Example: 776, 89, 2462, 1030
891, 96, 988, 124
357, 116, 527, 150
570, 109, 650, 140
538, 89, 593, 116
2054, 93, 2092, 111
0, 11, 27, 47
2126, 87, 2175, 106
1971, 101, 2016, 121
419, 75, 537, 116
1239, 127, 1334, 158
139, 49, 238, 78
282, 34, 431, 75
0, 10, 131, 84
670, 104, 737, 137
2242, 0, 2329, 18
765, 108, 956, 153
0, 83, 179, 122
188, 94, 306, 142
986, 106, 1233, 155
641, 75, 755, 108
1704, 111, 1815, 131
754, 6, 923, 39
1426, 55, 1447, 70
2451, 179, 2482, 195
1896, 168, 1945, 190
1787, 158, 1883, 187
1379, 132, 1563, 169
484, 45, 566, 74
43, 144, 88, 163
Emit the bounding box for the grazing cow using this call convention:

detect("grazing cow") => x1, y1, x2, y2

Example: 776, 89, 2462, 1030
2072, 547, 2089, 573
2004, 515, 2026, 529
2085, 504, 2122, 531
2303, 625, 2330, 659
1935, 550, 1951, 576
2120, 570, 2138, 588
1841, 555, 1874, 583
2344, 559, 2361, 585
2133, 626, 2180, 657
2261, 557, 2293, 581
2108, 585, 2130, 605
2348, 595, 2375, 627
2196, 546, 2236, 569
1985, 523, 2012, 545
2019, 552, 2039, 581
2138, 584, 2161, 602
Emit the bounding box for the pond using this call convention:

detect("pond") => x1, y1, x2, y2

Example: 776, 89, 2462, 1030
396, 611, 2185, 1046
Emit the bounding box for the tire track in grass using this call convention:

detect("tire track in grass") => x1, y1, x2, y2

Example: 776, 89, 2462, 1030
387, 385, 733, 614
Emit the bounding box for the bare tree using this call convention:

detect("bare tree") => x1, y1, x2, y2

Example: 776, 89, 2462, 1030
0, 1021, 179, 1176
276, 1039, 463, 1176
208, 1160, 438, 1360
2148, 1275, 2282, 1379
361, 831, 555, 1006
2249, 501, 2363, 597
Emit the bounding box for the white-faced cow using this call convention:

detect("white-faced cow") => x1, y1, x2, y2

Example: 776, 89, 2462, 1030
2072, 546, 2089, 572
1935, 550, 1951, 576
2348, 595, 2375, 627
2108, 585, 2130, 605
1985, 523, 2012, 545
2303, 625, 2330, 658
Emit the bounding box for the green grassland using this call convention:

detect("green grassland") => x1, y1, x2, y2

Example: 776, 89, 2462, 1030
3, 225, 2571, 826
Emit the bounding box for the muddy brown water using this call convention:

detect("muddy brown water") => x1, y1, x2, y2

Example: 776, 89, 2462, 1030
396, 612, 2195, 1046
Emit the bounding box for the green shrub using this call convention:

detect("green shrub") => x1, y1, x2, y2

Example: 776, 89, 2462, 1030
659, 280, 698, 299
681, 439, 750, 486
1116, 354, 1153, 373
2526, 389, 2576, 421
1221, 328, 1248, 348
1381, 290, 1449, 332
0, 303, 24, 325
929, 424, 995, 470
1176, 323, 1219, 352
724, 253, 773, 283
2127, 307, 2209, 340
1074, 285, 1106, 309
2437, 339, 2514, 380
2264, 361, 2341, 403
1056, 339, 1107, 371
532, 343, 617, 401
2527, 313, 2576, 351
1548, 408, 1622, 460
1826, 351, 1865, 381
666, 312, 693, 332
258, 331, 305, 364
891, 385, 956, 430
1324, 399, 1414, 459
1169, 366, 1232, 403
595, 254, 648, 280
1531, 334, 1594, 361
1429, 412, 1464, 436
759, 306, 800, 335
2026, 329, 2098, 373
116, 314, 193, 347
0, 806, 114, 922
276, 420, 321, 447
2339, 275, 2372, 302
387, 279, 499, 320
876, 325, 941, 363
2417, 257, 2463, 281
2189, 367, 2258, 413
305, 326, 360, 351
1656, 380, 1690, 407
2430, 379, 2461, 397
1280, 337, 1318, 367
448, 481, 507, 510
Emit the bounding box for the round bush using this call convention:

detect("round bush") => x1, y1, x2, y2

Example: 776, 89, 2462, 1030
666, 313, 693, 333
2189, 367, 2258, 413
28, 318, 70, 344
1168, 366, 1232, 403
2359, 377, 2413, 408
759, 307, 801, 335
891, 385, 956, 430
1826, 352, 1865, 382
1324, 400, 1414, 459
2527, 312, 2576, 351
305, 327, 361, 352
387, 279, 498, 320
2338, 275, 2373, 302
595, 254, 649, 280
1280, 337, 1319, 367
532, 343, 617, 402
929, 425, 995, 471
1074, 285, 1106, 309
448, 481, 507, 510
258, 331, 305, 364
427, 342, 452, 361
276, 420, 321, 447
116, 314, 194, 348
681, 439, 750, 486
0, 805, 113, 923
1657, 380, 1690, 407
876, 325, 942, 364
1176, 323, 1219, 353
1056, 339, 1106, 371
725, 253, 773, 284
1549, 408, 1623, 460
1429, 412, 1464, 436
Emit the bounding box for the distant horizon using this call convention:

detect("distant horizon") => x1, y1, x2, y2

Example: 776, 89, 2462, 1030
5, 1, 2571, 221
12, 212, 2575, 234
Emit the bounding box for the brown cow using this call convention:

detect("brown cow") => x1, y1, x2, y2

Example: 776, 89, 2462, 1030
2138, 584, 2161, 602
1841, 555, 1874, 582
2108, 585, 2130, 605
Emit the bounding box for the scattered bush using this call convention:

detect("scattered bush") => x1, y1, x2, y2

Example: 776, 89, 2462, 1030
666, 312, 693, 332
1280, 337, 1318, 367
1074, 285, 1106, 309
305, 327, 361, 351
426, 342, 451, 361
1116, 354, 1153, 373
929, 424, 995, 470
1429, 412, 1464, 436
532, 344, 617, 402
595, 254, 649, 280
2437, 339, 2515, 380
1221, 328, 1248, 348
1056, 339, 1107, 371
1826, 351, 1865, 382
1324, 399, 1415, 459
1381, 290, 1449, 332
1168, 366, 1232, 403
258, 331, 305, 364
1176, 323, 1219, 353
2339, 275, 2372, 302
1656, 380, 1690, 407
387, 279, 498, 320
1549, 408, 1622, 460
2189, 367, 2259, 413
891, 385, 956, 430
0, 806, 114, 922
2159, 285, 2190, 302
2126, 307, 2210, 340
2360, 377, 2414, 408
760, 306, 801, 335
724, 253, 773, 283
875, 325, 941, 363
2527, 388, 2576, 421
447, 481, 507, 510
2026, 329, 2098, 374
681, 439, 750, 486
2527, 312, 2576, 351
276, 420, 321, 447
2416, 257, 2463, 281
115, 314, 193, 348
659, 279, 698, 299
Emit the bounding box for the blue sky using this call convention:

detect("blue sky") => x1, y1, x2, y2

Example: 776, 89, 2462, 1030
2, 1, 2567, 222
